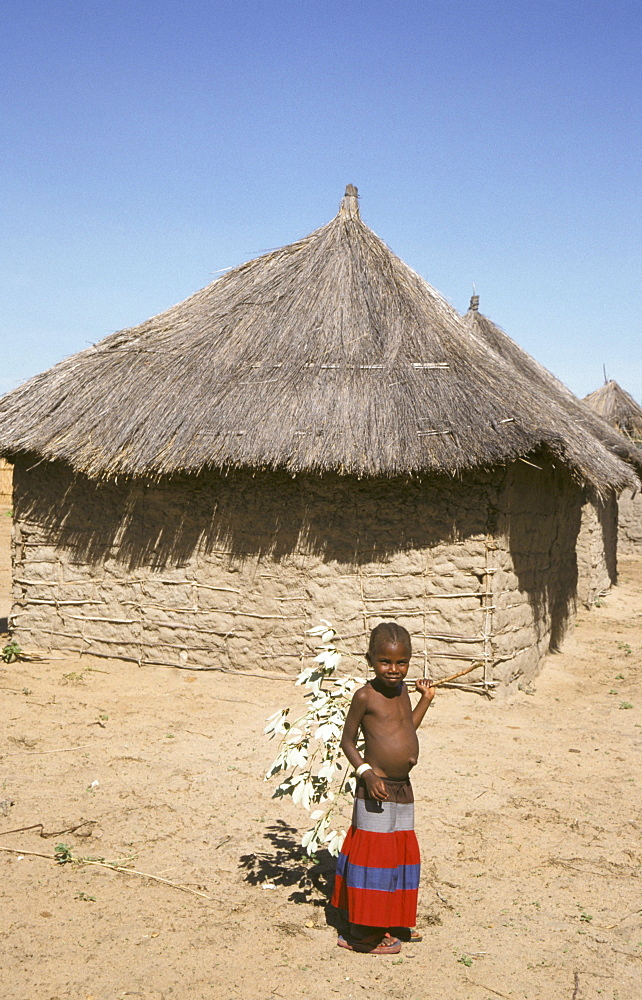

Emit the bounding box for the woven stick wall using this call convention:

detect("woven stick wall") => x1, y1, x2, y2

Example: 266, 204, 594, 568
10, 537, 499, 692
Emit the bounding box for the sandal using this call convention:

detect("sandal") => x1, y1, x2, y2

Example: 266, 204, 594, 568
389, 927, 423, 942
337, 932, 402, 955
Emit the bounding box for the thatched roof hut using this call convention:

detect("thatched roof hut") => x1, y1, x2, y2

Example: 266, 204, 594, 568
584, 380, 642, 556
0, 187, 638, 686
462, 296, 642, 604
583, 380, 642, 443
462, 297, 642, 477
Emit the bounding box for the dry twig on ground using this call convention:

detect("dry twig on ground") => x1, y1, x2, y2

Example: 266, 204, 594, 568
0, 843, 215, 900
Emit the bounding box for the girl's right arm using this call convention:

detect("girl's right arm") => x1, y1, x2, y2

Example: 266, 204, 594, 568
340, 688, 368, 771
340, 689, 389, 802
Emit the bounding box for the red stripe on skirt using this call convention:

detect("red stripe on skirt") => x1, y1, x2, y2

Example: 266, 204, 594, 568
337, 827, 420, 868
332, 875, 418, 927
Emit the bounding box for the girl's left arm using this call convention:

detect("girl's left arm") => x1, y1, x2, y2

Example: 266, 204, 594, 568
412, 678, 435, 729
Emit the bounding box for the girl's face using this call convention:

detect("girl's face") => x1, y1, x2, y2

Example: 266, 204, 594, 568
367, 638, 411, 688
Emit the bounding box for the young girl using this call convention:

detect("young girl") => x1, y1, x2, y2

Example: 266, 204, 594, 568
331, 622, 435, 954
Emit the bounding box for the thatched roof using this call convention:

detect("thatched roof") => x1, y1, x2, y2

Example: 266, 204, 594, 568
0, 186, 637, 494
462, 295, 642, 480
583, 381, 642, 443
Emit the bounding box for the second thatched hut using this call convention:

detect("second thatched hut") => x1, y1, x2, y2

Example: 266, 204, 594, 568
462, 297, 642, 605
0, 187, 638, 689
584, 381, 642, 555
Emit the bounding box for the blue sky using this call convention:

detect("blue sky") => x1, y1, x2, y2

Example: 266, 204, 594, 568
2, 0, 641, 401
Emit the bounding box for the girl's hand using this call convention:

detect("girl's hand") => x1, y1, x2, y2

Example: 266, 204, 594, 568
415, 678, 436, 703
363, 770, 389, 801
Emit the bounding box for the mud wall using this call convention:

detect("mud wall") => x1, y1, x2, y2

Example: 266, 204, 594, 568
0, 458, 12, 508
576, 492, 618, 606
493, 459, 582, 683
10, 455, 583, 687
617, 488, 642, 555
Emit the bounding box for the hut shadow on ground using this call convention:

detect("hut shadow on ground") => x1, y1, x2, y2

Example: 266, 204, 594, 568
239, 819, 337, 914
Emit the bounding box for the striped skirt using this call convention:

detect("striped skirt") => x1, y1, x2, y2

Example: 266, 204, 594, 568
331, 776, 420, 928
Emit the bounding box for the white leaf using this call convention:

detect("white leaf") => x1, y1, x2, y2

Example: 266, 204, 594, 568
325, 829, 346, 856
316, 814, 330, 834
292, 776, 312, 804
317, 760, 336, 780
306, 619, 333, 637
313, 775, 329, 796
281, 750, 298, 769
263, 708, 290, 735
344, 776, 357, 796
315, 722, 341, 743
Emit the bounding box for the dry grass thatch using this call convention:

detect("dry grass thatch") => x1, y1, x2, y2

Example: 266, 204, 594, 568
583, 380, 642, 444
463, 296, 642, 482
0, 186, 638, 494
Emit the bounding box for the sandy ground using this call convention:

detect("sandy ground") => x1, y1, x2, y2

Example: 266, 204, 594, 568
1, 504, 641, 1000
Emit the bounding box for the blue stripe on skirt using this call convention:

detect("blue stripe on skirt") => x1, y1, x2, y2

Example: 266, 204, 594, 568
336, 855, 421, 893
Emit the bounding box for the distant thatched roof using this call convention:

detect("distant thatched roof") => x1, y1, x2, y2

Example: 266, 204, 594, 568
583, 381, 642, 443
462, 295, 642, 480
0, 187, 637, 494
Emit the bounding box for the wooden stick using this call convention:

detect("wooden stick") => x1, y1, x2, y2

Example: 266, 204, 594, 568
551, 859, 623, 878
64, 615, 136, 624
0, 845, 52, 860
409, 662, 482, 689
441, 683, 494, 697
21, 599, 103, 606
0, 820, 94, 839
425, 591, 482, 599
0, 845, 212, 900
434, 662, 482, 685
604, 908, 642, 930
81, 860, 210, 898
465, 980, 511, 1000
2, 744, 95, 757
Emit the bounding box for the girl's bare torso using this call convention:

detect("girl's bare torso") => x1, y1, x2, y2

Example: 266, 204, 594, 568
360, 681, 419, 780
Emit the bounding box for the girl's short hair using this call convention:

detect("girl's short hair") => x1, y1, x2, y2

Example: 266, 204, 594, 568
368, 621, 412, 656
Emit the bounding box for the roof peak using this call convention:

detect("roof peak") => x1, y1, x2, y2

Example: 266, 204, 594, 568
469, 293, 480, 312
338, 184, 360, 220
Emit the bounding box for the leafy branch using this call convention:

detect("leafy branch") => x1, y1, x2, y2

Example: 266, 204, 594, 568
264, 621, 365, 859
